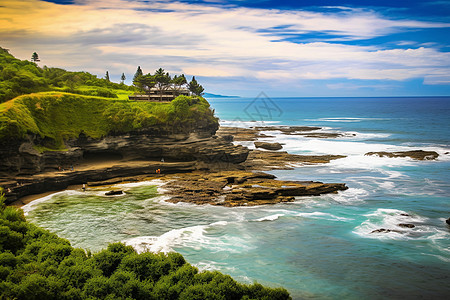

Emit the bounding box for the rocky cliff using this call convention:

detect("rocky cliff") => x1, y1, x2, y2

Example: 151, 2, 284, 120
0, 128, 250, 203
0, 129, 249, 177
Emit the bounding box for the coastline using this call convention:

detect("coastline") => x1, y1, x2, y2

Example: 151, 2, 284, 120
3, 124, 441, 207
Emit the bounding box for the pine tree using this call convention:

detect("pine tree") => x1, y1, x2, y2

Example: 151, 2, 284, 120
31, 52, 40, 62
154, 68, 171, 101
133, 66, 143, 83
188, 76, 204, 96
172, 74, 187, 96
105, 71, 110, 82
121, 73, 126, 84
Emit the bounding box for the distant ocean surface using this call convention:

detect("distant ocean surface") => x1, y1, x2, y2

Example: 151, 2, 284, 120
25, 97, 450, 299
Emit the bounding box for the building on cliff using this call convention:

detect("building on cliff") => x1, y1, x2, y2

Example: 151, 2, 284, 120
128, 88, 190, 101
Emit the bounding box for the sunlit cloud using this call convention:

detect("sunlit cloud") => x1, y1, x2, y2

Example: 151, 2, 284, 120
1, 0, 449, 96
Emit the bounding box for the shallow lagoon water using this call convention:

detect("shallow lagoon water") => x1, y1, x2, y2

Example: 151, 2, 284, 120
26, 97, 450, 299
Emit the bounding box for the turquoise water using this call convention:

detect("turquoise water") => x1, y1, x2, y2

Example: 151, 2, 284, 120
25, 97, 450, 299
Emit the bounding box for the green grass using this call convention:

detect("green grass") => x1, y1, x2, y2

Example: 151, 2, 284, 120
0, 92, 218, 150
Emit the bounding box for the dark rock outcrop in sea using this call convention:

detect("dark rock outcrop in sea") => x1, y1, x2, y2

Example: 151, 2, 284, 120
370, 228, 403, 234
105, 190, 123, 196
398, 223, 415, 228
365, 150, 439, 160
242, 150, 346, 170
216, 126, 347, 140
216, 127, 274, 141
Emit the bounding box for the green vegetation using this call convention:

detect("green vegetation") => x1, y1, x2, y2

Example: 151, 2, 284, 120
0, 47, 217, 149
189, 76, 205, 96
0, 47, 134, 103
0, 191, 291, 299
0, 93, 218, 150
134, 68, 204, 99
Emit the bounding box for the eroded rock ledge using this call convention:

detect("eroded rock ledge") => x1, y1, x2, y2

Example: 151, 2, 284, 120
164, 171, 348, 207
243, 150, 346, 171
365, 150, 439, 160
217, 126, 349, 139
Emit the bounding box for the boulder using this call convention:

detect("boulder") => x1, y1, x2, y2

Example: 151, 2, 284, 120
398, 223, 415, 228
105, 190, 123, 196
254, 142, 283, 150
446, 218, 450, 225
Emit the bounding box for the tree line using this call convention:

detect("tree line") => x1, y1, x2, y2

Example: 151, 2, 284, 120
132, 66, 204, 101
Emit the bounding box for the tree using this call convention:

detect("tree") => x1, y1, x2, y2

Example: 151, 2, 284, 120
121, 73, 126, 84
188, 76, 204, 96
154, 68, 171, 101
171, 74, 187, 97
105, 71, 110, 82
31, 52, 40, 62
133, 66, 143, 83
134, 74, 156, 100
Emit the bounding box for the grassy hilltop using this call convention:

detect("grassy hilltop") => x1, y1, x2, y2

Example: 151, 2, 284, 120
0, 48, 218, 150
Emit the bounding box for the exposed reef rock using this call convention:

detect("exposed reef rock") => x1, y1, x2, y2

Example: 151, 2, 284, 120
365, 150, 439, 160
398, 223, 415, 228
446, 218, 450, 225
242, 150, 346, 171
2, 161, 197, 204
253, 126, 348, 138
371, 223, 416, 234
254, 142, 283, 150
164, 171, 348, 207
370, 228, 403, 234
217, 126, 346, 140
216, 127, 274, 141
253, 126, 322, 134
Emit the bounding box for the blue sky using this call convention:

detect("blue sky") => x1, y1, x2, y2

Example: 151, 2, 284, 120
1, 0, 449, 97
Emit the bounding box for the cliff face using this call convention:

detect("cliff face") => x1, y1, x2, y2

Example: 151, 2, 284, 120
0, 129, 249, 177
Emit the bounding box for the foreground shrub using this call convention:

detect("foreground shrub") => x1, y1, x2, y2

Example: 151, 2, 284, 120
0, 190, 291, 299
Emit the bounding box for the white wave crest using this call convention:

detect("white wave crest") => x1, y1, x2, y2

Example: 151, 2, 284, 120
219, 120, 280, 128
352, 208, 439, 241
123, 221, 249, 254
303, 117, 390, 123
295, 211, 352, 222
254, 214, 285, 222
322, 188, 369, 204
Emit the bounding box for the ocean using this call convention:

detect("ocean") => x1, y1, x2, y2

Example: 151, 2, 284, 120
24, 97, 450, 299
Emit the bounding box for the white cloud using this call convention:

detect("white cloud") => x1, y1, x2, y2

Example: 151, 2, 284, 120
1, 0, 449, 91
424, 75, 450, 85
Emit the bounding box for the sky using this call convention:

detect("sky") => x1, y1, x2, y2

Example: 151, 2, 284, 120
1, 0, 449, 97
